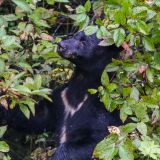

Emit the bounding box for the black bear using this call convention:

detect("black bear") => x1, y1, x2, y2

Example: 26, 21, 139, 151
3, 31, 122, 160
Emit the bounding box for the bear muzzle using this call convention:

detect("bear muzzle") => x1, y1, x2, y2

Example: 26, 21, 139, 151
57, 42, 76, 59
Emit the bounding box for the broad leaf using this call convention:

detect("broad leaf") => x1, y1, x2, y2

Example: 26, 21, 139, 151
84, 0, 91, 12
101, 70, 109, 88
0, 126, 7, 138
142, 37, 155, 52
12, 0, 32, 12
137, 122, 147, 136
84, 25, 98, 36
0, 141, 9, 152
20, 104, 30, 119
119, 143, 134, 160
113, 28, 125, 47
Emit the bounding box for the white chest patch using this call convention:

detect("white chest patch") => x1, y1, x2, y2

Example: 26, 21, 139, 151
61, 87, 88, 117
60, 125, 67, 144
60, 87, 88, 144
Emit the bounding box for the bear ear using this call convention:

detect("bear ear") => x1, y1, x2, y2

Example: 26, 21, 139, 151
74, 31, 86, 40
74, 31, 100, 44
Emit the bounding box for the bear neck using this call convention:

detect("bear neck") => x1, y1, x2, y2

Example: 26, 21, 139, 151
69, 58, 107, 90
63, 62, 105, 108
64, 46, 120, 108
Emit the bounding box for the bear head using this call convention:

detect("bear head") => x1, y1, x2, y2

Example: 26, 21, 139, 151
58, 31, 120, 73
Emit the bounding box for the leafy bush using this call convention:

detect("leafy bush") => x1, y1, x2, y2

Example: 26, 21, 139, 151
0, 0, 75, 116
0, 0, 73, 158
80, 0, 160, 159
0, 0, 160, 159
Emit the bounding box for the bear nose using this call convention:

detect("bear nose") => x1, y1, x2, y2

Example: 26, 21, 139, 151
57, 42, 67, 54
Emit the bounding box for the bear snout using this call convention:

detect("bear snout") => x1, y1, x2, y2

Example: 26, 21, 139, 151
57, 42, 67, 55
57, 41, 76, 59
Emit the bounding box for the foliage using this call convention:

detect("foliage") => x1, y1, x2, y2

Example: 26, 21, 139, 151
0, 0, 74, 117
0, 0, 160, 159
0, 0, 73, 158
0, 126, 10, 159
81, 0, 160, 159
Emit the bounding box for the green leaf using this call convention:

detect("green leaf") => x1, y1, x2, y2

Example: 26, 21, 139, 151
114, 11, 126, 25
0, 59, 5, 73
31, 90, 52, 101
106, 64, 120, 72
33, 19, 50, 28
154, 52, 160, 65
18, 22, 26, 30
0, 141, 9, 153
19, 62, 33, 73
96, 26, 111, 39
137, 122, 147, 136
93, 134, 118, 160
3, 14, 18, 21
23, 100, 35, 116
142, 37, 155, 52
0, 27, 6, 37
2, 35, 21, 49
123, 87, 131, 97
132, 6, 148, 15
156, 0, 160, 7
121, 123, 136, 134
113, 28, 125, 47
12, 0, 32, 12
130, 87, 139, 101
34, 74, 42, 90
13, 72, 26, 81
76, 14, 87, 23
98, 38, 114, 46
120, 104, 132, 122
0, 126, 7, 138
20, 104, 30, 119
14, 85, 31, 94
102, 92, 110, 110
84, 0, 91, 12
146, 69, 154, 82
76, 5, 86, 14
120, 107, 128, 123
101, 70, 109, 88
147, 10, 156, 21
109, 101, 118, 112
107, 24, 119, 30
33, 88, 52, 95
55, 0, 69, 2
123, 64, 137, 72
25, 24, 34, 32
136, 20, 150, 35
135, 103, 147, 120
0, 16, 8, 27
119, 143, 134, 160
133, 137, 160, 159
3, 155, 11, 160
94, 143, 117, 160
47, 0, 55, 5
88, 89, 97, 94
107, 83, 117, 92
84, 25, 98, 36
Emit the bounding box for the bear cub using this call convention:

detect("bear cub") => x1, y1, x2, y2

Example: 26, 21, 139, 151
50, 31, 121, 160
4, 31, 122, 160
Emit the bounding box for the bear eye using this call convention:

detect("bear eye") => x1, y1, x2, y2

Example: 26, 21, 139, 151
80, 37, 86, 45
80, 36, 85, 41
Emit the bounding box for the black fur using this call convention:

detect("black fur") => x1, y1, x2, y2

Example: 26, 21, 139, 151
2, 32, 122, 160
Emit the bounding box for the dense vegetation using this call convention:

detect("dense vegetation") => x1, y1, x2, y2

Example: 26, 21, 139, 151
0, 0, 160, 159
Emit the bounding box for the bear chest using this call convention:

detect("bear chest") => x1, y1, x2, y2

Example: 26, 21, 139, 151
61, 87, 88, 117
59, 87, 89, 143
